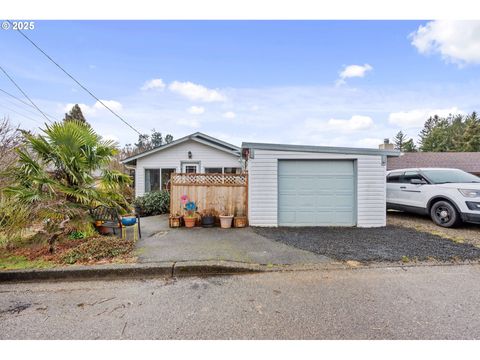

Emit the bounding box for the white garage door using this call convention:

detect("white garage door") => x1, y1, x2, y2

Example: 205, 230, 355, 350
278, 160, 356, 226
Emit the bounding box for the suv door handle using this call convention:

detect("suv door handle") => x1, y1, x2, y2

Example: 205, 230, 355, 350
400, 186, 407, 189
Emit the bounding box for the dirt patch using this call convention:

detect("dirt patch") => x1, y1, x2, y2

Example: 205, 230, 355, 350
253, 225, 480, 263
387, 211, 480, 247
0, 236, 136, 270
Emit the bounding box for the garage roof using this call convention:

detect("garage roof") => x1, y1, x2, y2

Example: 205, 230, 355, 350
241, 142, 401, 157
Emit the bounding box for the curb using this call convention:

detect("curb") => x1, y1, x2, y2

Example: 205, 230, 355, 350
0, 260, 266, 283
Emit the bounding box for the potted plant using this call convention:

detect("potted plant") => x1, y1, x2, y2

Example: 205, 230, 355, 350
169, 212, 182, 228
219, 205, 234, 229
233, 208, 247, 228
201, 208, 216, 228
184, 200, 197, 228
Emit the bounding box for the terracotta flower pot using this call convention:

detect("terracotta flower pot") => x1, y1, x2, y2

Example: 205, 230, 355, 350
219, 215, 233, 229
184, 217, 196, 228
234, 216, 247, 228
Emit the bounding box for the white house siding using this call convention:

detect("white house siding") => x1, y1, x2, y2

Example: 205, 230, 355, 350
135, 140, 241, 197
247, 149, 386, 227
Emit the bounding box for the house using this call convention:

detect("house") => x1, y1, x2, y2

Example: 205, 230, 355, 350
387, 152, 480, 176
121, 132, 242, 197
242, 142, 400, 227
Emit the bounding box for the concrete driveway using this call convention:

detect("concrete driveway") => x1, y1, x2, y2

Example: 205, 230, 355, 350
135, 215, 331, 266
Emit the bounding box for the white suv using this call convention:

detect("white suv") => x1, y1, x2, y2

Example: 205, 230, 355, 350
386, 168, 480, 227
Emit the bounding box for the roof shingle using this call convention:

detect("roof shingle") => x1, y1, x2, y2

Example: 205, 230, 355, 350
387, 152, 480, 174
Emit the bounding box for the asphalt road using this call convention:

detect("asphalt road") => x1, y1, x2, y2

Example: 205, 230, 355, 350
1, 265, 480, 339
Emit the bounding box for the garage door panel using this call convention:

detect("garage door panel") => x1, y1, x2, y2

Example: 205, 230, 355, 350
278, 160, 355, 226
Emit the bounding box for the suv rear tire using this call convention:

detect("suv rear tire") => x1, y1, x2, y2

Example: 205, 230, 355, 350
430, 200, 461, 228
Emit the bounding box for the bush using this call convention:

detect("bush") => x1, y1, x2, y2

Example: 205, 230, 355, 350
133, 190, 170, 216
61, 236, 134, 264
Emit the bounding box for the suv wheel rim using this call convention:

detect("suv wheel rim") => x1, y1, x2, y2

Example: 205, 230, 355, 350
435, 206, 451, 223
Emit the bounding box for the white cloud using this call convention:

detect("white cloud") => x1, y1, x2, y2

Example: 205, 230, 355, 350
64, 100, 123, 116
336, 64, 373, 85
222, 111, 236, 119
141, 78, 166, 91
176, 118, 201, 128
306, 115, 374, 132
64, 103, 95, 117
169, 81, 226, 102
388, 107, 466, 128
187, 106, 205, 115
410, 20, 480, 65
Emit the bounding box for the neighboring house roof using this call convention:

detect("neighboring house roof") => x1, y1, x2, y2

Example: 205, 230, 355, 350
387, 152, 480, 174
241, 142, 400, 157
121, 132, 241, 165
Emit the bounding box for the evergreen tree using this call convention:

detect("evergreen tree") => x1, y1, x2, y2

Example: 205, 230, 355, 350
394, 131, 408, 151
462, 112, 480, 151
151, 129, 163, 148
64, 104, 87, 123
403, 138, 417, 152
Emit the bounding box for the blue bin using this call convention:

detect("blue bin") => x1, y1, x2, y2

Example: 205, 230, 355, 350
121, 216, 137, 226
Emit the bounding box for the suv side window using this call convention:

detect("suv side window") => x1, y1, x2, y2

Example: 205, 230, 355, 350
401, 171, 425, 183
387, 172, 402, 183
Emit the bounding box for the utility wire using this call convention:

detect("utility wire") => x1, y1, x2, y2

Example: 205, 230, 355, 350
0, 64, 51, 122
11, 22, 142, 136
0, 99, 44, 125
0, 87, 57, 121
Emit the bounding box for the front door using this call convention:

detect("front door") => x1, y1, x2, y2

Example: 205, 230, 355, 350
182, 163, 199, 173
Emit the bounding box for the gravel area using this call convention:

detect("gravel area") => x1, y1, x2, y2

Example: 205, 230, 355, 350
387, 211, 480, 247
253, 225, 480, 263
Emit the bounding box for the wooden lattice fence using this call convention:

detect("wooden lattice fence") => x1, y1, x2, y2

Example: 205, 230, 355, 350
170, 173, 248, 218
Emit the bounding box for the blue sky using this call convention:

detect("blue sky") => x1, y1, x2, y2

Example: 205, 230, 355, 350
1, 20, 480, 147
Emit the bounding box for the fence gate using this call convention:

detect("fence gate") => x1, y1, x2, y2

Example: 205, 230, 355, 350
169, 173, 248, 218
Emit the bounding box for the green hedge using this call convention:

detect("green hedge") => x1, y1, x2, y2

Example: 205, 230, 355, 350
133, 190, 170, 216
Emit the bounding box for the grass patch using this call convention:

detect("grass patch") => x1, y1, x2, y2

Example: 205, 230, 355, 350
0, 255, 55, 270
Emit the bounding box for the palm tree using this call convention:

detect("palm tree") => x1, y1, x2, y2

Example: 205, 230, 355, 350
4, 120, 131, 250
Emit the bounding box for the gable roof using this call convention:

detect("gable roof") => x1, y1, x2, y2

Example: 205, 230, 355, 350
121, 132, 240, 165
387, 152, 480, 174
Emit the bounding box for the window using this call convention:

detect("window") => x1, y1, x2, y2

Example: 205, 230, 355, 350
161, 168, 176, 190
387, 172, 402, 183
223, 167, 241, 174
421, 169, 480, 184
185, 165, 197, 173
205, 167, 223, 174
145, 169, 160, 192
401, 171, 425, 183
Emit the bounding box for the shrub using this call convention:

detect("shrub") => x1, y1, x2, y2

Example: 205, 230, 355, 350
133, 190, 170, 216
61, 236, 134, 264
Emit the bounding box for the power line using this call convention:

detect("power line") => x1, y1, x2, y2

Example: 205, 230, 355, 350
0, 99, 44, 125
0, 87, 58, 121
0, 64, 51, 122
11, 22, 142, 136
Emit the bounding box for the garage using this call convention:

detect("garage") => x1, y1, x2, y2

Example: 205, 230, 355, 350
278, 160, 355, 226
242, 142, 399, 228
